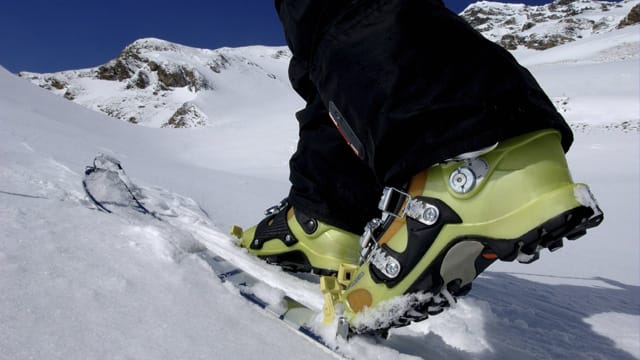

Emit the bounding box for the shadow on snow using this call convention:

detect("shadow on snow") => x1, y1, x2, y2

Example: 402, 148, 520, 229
382, 272, 640, 360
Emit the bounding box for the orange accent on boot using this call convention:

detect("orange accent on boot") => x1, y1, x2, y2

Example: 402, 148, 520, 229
378, 170, 427, 245
287, 208, 294, 221
378, 217, 405, 245
347, 289, 373, 312
482, 252, 498, 260
378, 170, 428, 246
408, 170, 428, 197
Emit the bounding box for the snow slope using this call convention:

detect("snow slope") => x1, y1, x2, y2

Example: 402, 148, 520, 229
0, 66, 336, 360
1, 27, 639, 360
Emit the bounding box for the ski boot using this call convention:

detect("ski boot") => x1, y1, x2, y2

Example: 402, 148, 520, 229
322, 129, 603, 334
232, 199, 361, 275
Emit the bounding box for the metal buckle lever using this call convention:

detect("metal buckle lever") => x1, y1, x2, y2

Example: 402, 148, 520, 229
378, 187, 411, 219
359, 218, 383, 263
264, 198, 288, 216
379, 187, 440, 226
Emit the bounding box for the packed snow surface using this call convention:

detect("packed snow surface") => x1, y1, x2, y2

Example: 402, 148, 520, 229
1, 26, 638, 360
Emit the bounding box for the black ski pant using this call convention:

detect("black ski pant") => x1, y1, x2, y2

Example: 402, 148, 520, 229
275, 0, 574, 234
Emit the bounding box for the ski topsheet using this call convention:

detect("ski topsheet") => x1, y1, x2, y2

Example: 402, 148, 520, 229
82, 154, 344, 359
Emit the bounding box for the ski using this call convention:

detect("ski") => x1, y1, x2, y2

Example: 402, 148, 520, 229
82, 154, 345, 359
196, 251, 336, 352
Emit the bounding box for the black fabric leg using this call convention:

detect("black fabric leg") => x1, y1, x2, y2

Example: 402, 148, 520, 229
288, 96, 382, 234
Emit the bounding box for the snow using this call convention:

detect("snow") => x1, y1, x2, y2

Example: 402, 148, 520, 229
585, 313, 640, 358
1, 23, 639, 360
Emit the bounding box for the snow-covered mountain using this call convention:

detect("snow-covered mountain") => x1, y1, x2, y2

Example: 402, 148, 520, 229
460, 0, 640, 49
1, 7, 639, 358
19, 39, 296, 128
17, 0, 639, 129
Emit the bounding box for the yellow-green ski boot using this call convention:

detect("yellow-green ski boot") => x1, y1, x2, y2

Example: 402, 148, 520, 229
329, 129, 603, 334
233, 199, 360, 275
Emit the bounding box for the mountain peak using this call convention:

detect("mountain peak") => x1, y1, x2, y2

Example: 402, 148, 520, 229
128, 37, 178, 49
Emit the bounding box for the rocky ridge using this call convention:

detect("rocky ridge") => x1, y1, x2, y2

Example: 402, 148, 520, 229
460, 0, 639, 50
19, 38, 291, 128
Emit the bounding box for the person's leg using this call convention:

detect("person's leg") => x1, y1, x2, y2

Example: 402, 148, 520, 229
297, 0, 603, 332
242, 0, 603, 333
237, 90, 382, 274
236, 1, 385, 274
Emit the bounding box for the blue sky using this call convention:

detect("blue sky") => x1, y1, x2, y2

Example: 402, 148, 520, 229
1, 0, 553, 73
